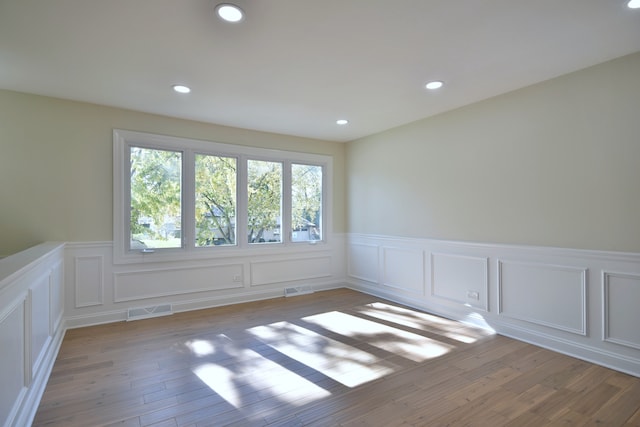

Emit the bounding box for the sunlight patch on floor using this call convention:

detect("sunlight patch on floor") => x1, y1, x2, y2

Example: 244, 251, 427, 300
193, 362, 242, 407
354, 302, 488, 343
248, 321, 396, 387
185, 339, 215, 357
303, 311, 452, 362
192, 346, 331, 409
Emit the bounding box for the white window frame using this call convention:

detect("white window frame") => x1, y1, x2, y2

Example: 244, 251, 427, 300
113, 129, 332, 264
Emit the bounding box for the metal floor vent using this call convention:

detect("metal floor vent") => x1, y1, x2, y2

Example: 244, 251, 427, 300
127, 304, 173, 321
284, 285, 314, 297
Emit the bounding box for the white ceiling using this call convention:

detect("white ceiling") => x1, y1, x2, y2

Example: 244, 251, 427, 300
1, 1, 639, 142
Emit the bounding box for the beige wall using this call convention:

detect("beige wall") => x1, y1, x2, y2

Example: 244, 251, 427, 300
347, 52, 640, 252
0, 91, 346, 256
3, 51, 639, 256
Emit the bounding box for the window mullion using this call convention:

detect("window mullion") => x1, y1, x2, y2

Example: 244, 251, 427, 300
122, 142, 132, 251
183, 149, 195, 251
236, 155, 248, 248
282, 160, 292, 244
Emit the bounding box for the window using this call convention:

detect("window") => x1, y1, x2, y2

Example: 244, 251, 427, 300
129, 146, 182, 249
114, 130, 332, 262
291, 163, 322, 242
247, 160, 282, 244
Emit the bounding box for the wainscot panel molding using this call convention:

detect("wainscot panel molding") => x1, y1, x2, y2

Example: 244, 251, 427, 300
498, 260, 587, 336
74, 255, 104, 307
113, 263, 245, 302
347, 233, 640, 377
346, 242, 379, 283
431, 253, 489, 311
250, 255, 332, 287
603, 272, 640, 350
64, 234, 346, 328
381, 246, 425, 296
0, 242, 65, 427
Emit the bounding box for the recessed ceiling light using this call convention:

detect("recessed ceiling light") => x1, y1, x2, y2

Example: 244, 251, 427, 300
628, 0, 640, 8
216, 3, 245, 22
172, 85, 191, 94
425, 80, 444, 90
336, 119, 349, 125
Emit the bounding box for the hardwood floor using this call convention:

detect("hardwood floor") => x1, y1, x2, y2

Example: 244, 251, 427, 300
34, 289, 640, 426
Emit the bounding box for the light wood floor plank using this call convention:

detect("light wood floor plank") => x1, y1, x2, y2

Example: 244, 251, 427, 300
34, 289, 640, 426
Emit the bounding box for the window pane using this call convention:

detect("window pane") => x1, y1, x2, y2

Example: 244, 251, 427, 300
195, 154, 237, 247
291, 164, 322, 242
130, 146, 182, 249
248, 160, 282, 244
195, 154, 238, 247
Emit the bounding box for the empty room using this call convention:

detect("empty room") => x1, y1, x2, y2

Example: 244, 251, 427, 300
1, 1, 640, 426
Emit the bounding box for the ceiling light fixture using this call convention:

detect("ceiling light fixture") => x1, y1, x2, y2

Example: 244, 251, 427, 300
336, 119, 349, 125
172, 84, 191, 94
628, 0, 640, 8
425, 80, 444, 90
216, 3, 245, 22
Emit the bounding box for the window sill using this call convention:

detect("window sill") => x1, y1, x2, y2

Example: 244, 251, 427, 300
113, 239, 331, 265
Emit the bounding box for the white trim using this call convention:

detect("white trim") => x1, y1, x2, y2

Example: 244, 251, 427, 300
348, 233, 640, 263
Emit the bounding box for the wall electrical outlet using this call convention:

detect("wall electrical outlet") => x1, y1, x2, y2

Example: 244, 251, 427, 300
466, 290, 480, 300
233, 275, 242, 282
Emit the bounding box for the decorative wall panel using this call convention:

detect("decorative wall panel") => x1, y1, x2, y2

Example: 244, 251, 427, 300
0, 302, 26, 424
603, 272, 640, 350
381, 247, 424, 295
75, 255, 103, 307
114, 263, 244, 302
49, 262, 64, 333
431, 253, 488, 310
30, 273, 51, 374
498, 260, 587, 335
250, 256, 332, 287
347, 243, 379, 283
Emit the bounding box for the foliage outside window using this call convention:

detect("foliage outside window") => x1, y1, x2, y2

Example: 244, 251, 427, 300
130, 147, 182, 249
114, 130, 331, 261
248, 160, 282, 244
292, 164, 322, 242
195, 154, 237, 247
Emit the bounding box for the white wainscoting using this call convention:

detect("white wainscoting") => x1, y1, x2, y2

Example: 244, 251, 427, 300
0, 242, 65, 427
64, 235, 346, 328
347, 233, 640, 377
